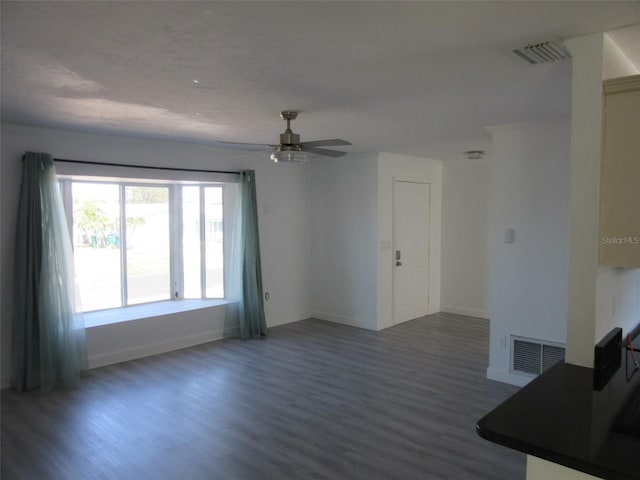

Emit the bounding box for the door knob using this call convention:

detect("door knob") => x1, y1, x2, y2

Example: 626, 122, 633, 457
396, 261, 402, 266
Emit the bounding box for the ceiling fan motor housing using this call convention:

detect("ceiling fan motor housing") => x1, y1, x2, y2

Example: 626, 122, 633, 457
280, 131, 300, 145
280, 111, 300, 145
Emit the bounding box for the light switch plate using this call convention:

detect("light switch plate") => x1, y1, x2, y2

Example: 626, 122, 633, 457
504, 228, 515, 244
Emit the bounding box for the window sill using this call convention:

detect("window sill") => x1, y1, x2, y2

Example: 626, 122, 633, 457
83, 299, 231, 328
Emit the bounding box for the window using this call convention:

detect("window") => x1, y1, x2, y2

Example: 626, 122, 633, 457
60, 177, 233, 313
181, 185, 225, 299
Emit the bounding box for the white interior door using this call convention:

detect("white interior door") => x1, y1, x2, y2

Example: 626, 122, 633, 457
393, 180, 430, 325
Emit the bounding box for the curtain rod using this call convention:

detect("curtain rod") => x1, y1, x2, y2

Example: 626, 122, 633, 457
50, 157, 240, 175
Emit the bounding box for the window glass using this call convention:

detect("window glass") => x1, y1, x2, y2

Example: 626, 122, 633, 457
71, 182, 122, 311
125, 186, 170, 305
182, 186, 202, 299
205, 187, 224, 298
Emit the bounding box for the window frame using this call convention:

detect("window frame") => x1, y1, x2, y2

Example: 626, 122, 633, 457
59, 175, 236, 313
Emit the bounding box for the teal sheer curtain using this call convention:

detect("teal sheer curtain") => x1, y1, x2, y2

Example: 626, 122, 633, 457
12, 152, 87, 392
229, 170, 267, 339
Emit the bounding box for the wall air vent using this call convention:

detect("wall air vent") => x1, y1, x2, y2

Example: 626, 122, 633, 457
512, 40, 571, 65
511, 336, 565, 376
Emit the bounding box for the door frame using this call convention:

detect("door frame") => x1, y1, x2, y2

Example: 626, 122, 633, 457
392, 177, 431, 326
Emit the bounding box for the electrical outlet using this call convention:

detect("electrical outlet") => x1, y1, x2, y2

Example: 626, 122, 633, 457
264, 292, 270, 301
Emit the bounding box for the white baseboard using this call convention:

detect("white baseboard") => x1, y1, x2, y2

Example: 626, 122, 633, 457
311, 311, 376, 330
486, 366, 534, 387
441, 305, 490, 319
2, 310, 308, 387
267, 311, 310, 328
88, 326, 237, 369
1, 327, 238, 388
3, 312, 308, 384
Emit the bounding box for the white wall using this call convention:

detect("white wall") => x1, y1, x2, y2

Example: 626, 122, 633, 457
441, 158, 490, 319
564, 33, 609, 367
377, 152, 442, 330
87, 306, 230, 369
564, 32, 640, 368
595, 34, 640, 350
1, 123, 312, 387
310, 151, 442, 331
310, 153, 379, 329
486, 119, 571, 387
603, 33, 640, 79
526, 30, 640, 480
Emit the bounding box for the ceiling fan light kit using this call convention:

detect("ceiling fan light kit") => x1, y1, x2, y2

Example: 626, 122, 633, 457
270, 146, 308, 163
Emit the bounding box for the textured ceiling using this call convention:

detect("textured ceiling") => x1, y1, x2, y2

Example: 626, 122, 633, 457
2, 1, 640, 160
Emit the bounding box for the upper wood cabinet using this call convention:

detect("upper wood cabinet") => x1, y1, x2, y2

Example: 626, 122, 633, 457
599, 75, 640, 268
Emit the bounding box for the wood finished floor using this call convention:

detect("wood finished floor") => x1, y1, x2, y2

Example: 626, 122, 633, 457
1, 313, 525, 479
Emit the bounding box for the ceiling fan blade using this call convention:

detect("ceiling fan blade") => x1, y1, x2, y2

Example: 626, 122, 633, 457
304, 146, 348, 158
218, 140, 272, 148
303, 139, 352, 147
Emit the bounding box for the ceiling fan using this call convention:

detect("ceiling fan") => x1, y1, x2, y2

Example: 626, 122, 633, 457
220, 111, 351, 163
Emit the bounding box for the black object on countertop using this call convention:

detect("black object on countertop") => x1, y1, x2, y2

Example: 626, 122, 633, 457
477, 356, 640, 480
594, 327, 623, 387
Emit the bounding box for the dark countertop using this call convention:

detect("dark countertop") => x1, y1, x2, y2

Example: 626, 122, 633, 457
476, 354, 640, 480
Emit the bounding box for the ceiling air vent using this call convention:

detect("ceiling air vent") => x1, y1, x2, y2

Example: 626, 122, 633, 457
512, 40, 571, 65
